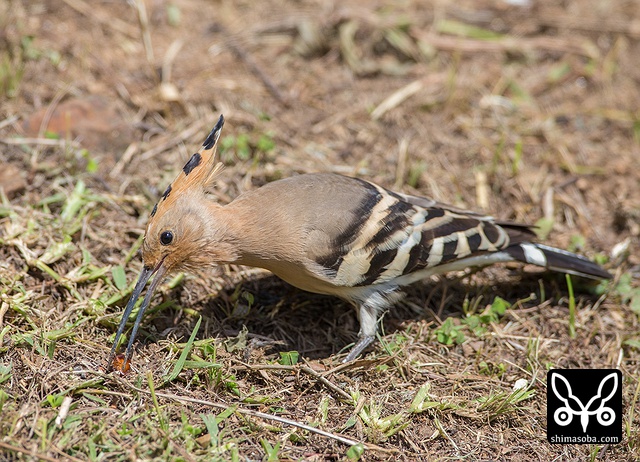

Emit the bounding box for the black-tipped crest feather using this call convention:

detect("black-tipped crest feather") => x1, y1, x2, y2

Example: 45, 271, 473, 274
203, 115, 225, 150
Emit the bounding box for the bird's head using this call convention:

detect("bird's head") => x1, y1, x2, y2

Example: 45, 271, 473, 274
107, 115, 227, 371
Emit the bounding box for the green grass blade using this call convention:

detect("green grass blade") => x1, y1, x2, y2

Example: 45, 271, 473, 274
162, 316, 201, 385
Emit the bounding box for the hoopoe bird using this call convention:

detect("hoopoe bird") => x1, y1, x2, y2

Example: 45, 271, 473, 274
107, 115, 611, 370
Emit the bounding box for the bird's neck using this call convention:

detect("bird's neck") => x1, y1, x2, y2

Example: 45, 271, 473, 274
209, 196, 303, 270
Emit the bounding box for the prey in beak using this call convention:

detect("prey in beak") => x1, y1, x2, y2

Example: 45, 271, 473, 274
106, 261, 168, 371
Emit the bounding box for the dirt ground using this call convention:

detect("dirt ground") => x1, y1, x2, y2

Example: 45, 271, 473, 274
1, 0, 639, 460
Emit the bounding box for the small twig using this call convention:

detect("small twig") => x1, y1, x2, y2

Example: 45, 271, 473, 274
394, 138, 409, 190
436, 283, 449, 319
133, 0, 154, 63
411, 28, 599, 59
488, 332, 560, 342
0, 301, 9, 330
537, 14, 640, 38
162, 39, 184, 84
300, 365, 353, 401
215, 22, 290, 107
55, 396, 73, 427
81, 388, 134, 399
371, 80, 423, 119
371, 74, 445, 120
322, 358, 377, 376
109, 142, 140, 179
475, 170, 489, 210
0, 114, 19, 130
232, 360, 354, 401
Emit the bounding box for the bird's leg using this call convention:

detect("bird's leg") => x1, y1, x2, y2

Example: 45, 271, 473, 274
343, 301, 379, 362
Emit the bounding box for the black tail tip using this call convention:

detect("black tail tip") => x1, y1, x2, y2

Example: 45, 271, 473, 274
510, 243, 612, 280
202, 114, 225, 150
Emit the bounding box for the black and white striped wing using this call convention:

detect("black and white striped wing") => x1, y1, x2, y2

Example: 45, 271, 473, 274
310, 176, 609, 287
314, 180, 524, 287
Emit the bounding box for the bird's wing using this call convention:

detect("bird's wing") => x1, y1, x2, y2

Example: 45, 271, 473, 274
301, 175, 530, 287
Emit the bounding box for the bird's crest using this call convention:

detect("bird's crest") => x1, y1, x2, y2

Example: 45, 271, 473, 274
149, 115, 225, 219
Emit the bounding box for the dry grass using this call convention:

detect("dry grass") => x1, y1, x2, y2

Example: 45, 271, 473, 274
1, 0, 639, 460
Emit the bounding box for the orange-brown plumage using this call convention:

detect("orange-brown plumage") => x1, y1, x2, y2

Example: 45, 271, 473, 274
140, 116, 232, 274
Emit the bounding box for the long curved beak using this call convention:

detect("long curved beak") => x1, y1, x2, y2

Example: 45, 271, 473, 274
106, 261, 168, 371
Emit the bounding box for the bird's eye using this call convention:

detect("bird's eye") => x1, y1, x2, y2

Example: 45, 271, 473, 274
160, 231, 174, 246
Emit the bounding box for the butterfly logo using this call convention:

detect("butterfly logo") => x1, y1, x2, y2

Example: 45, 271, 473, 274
550, 371, 618, 432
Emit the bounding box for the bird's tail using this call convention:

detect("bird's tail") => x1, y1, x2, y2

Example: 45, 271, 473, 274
505, 242, 611, 280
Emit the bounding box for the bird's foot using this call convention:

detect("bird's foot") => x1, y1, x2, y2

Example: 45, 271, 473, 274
343, 335, 375, 363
